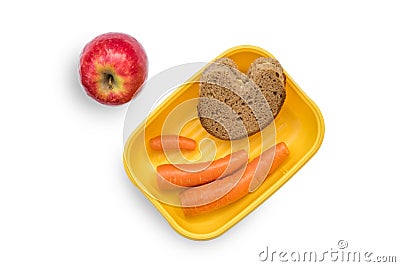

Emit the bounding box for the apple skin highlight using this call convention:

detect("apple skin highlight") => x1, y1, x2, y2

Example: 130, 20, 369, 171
79, 32, 148, 105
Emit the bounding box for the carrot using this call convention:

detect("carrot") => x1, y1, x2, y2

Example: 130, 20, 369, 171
157, 149, 248, 190
180, 166, 247, 207
180, 142, 289, 216
248, 141, 290, 192
149, 135, 197, 151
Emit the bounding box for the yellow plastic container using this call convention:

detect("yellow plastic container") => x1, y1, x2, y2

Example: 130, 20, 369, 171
123, 45, 325, 240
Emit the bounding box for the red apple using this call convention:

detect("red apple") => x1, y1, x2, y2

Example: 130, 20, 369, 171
79, 32, 148, 105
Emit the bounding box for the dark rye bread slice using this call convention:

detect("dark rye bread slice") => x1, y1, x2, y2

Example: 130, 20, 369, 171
198, 58, 274, 140
247, 57, 286, 118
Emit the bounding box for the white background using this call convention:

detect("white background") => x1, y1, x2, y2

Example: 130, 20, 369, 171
1, 0, 399, 266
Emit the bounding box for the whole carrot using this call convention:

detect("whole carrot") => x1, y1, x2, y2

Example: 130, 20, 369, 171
180, 142, 289, 216
157, 149, 248, 190
149, 135, 197, 151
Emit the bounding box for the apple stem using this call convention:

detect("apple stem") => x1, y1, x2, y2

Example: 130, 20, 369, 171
108, 75, 113, 90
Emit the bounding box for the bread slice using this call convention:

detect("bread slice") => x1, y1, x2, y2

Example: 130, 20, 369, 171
247, 57, 286, 118
198, 58, 274, 140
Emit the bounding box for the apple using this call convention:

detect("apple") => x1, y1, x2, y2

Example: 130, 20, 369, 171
79, 32, 148, 105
